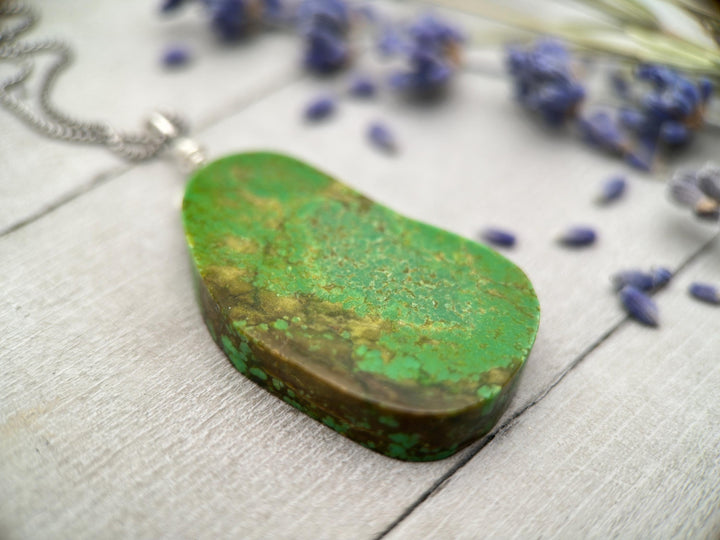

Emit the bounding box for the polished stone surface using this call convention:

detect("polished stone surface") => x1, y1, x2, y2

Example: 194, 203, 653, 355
182, 152, 540, 460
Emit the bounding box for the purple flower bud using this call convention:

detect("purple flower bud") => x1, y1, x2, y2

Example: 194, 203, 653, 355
688, 282, 720, 305
304, 95, 336, 121
650, 267, 672, 289
506, 39, 584, 126
367, 122, 397, 153
377, 24, 408, 56
348, 75, 376, 98
303, 27, 349, 73
386, 13, 463, 99
625, 149, 653, 172
620, 285, 659, 327
597, 175, 627, 204
162, 45, 192, 67
557, 226, 597, 248
160, 0, 187, 13
205, 0, 258, 41
577, 111, 626, 154
480, 227, 516, 248
660, 121, 690, 146
636, 64, 675, 88
612, 270, 654, 291
699, 78, 713, 103
619, 108, 645, 133
296, 0, 352, 73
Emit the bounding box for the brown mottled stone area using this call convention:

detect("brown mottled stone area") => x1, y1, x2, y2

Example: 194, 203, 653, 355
183, 152, 540, 460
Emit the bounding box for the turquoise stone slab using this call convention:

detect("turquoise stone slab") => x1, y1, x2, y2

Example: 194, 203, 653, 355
183, 152, 540, 460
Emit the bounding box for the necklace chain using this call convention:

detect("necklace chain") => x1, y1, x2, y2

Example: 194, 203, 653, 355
0, 2, 184, 162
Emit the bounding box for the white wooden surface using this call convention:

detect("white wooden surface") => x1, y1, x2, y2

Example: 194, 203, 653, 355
1, 1, 719, 539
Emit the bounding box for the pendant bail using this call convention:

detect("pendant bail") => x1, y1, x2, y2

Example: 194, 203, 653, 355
147, 111, 207, 173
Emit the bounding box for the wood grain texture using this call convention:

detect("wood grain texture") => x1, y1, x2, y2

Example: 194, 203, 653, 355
2, 2, 720, 538
0, 0, 301, 233
386, 241, 720, 540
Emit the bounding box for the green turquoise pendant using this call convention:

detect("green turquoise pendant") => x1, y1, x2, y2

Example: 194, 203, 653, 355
182, 152, 540, 461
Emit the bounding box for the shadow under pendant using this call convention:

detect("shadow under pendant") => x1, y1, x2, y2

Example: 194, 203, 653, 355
182, 152, 540, 461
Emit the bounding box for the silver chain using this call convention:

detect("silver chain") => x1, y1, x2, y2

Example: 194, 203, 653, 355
0, 2, 186, 162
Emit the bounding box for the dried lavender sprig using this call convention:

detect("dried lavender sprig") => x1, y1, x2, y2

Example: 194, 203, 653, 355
688, 282, 720, 305
506, 39, 585, 127
619, 285, 659, 327
576, 110, 627, 154
387, 13, 464, 99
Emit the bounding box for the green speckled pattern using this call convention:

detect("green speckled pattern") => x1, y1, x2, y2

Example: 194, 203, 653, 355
182, 152, 540, 461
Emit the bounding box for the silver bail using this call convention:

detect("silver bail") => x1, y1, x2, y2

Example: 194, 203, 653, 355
147, 111, 207, 173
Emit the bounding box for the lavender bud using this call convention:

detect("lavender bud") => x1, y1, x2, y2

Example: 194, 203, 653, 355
612, 270, 654, 291
304, 95, 336, 121
557, 226, 597, 248
160, 0, 186, 13
387, 13, 463, 99
650, 267, 672, 289
303, 27, 349, 74
620, 285, 659, 327
506, 39, 584, 126
619, 107, 645, 133
367, 122, 397, 153
348, 75, 376, 98
162, 45, 192, 67
699, 78, 714, 103
688, 282, 720, 305
597, 175, 627, 204
576, 111, 625, 154
480, 227, 516, 248
625, 149, 653, 172
660, 121, 690, 146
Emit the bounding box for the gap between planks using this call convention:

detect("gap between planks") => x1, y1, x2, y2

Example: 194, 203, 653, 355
374, 232, 719, 540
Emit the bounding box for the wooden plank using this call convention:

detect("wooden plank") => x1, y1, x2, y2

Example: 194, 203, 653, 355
386, 240, 720, 539
0, 0, 301, 233
2, 39, 720, 539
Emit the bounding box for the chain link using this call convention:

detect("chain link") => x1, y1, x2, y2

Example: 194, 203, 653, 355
0, 2, 186, 162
